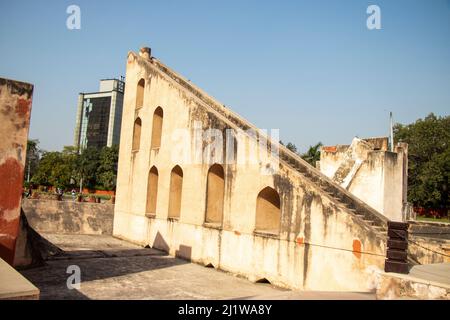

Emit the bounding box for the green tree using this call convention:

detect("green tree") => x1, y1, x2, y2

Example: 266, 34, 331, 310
31, 151, 73, 189
286, 142, 298, 154
62, 145, 80, 188
24, 139, 41, 184
301, 142, 323, 166
31, 151, 54, 187
394, 113, 450, 210
97, 145, 119, 190
76, 147, 100, 190
280, 140, 300, 154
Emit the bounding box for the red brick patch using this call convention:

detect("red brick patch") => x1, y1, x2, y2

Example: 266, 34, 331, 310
322, 146, 337, 153
15, 98, 31, 117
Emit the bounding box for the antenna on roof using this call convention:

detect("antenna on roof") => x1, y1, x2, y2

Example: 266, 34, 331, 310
389, 111, 394, 152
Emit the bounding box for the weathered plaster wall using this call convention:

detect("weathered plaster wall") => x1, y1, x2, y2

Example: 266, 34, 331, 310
376, 271, 449, 300
408, 236, 450, 265
319, 145, 348, 177
113, 49, 387, 291
0, 78, 33, 265
348, 151, 404, 221
22, 199, 114, 235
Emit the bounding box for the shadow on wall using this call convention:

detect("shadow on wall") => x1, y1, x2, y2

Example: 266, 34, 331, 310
153, 231, 170, 252
14, 209, 64, 269
153, 231, 192, 261
175, 245, 192, 261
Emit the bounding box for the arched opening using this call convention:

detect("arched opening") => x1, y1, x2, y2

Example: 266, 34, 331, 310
255, 277, 272, 284
151, 107, 163, 149
132, 117, 142, 151
136, 78, 145, 109
255, 187, 281, 234
168, 165, 183, 218
146, 166, 159, 214
205, 164, 225, 224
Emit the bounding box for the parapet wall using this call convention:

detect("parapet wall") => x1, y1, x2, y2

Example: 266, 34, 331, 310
22, 199, 114, 235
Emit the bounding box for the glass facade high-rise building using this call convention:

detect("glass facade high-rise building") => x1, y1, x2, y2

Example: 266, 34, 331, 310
74, 78, 125, 151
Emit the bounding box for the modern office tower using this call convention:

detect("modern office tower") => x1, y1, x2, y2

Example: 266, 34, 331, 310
74, 78, 125, 150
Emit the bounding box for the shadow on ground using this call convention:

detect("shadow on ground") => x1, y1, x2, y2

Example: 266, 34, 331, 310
19, 233, 190, 300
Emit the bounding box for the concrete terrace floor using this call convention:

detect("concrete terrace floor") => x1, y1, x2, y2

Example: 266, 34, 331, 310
19, 234, 376, 300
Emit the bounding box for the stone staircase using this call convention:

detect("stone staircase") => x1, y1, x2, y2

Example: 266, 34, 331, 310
278, 147, 389, 238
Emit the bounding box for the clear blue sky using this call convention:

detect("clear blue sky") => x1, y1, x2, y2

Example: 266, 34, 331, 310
1, 0, 449, 152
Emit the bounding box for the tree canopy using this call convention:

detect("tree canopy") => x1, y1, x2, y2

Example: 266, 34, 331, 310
24, 139, 40, 185
29, 142, 119, 191
394, 113, 450, 209
301, 142, 323, 166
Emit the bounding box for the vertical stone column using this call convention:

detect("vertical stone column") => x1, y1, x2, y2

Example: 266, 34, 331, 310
0, 78, 33, 265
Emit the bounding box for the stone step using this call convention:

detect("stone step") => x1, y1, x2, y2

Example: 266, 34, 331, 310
345, 203, 356, 210
372, 226, 387, 233
349, 209, 364, 216
288, 161, 297, 167
282, 153, 387, 234
329, 193, 340, 199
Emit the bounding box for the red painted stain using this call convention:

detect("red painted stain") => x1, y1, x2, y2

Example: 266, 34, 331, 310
322, 146, 337, 153
296, 237, 304, 245
15, 98, 31, 117
0, 158, 23, 264
0, 158, 23, 211
352, 239, 362, 259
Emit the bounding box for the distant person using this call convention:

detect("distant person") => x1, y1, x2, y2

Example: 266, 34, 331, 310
71, 189, 77, 201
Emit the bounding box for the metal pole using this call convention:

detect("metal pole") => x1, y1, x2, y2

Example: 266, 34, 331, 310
390, 111, 394, 152
27, 157, 31, 183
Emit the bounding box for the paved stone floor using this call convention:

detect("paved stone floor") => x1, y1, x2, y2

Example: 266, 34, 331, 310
19, 234, 376, 300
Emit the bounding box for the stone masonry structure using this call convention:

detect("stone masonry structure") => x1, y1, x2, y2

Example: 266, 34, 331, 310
0, 78, 33, 265
113, 47, 394, 291
319, 137, 408, 222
